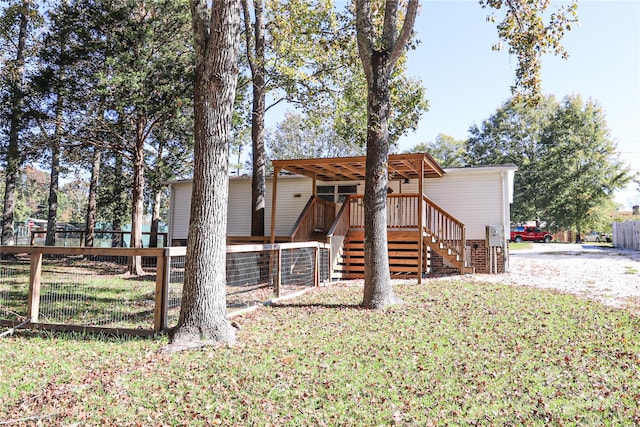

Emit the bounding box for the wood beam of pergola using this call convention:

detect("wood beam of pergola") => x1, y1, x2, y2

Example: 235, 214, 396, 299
269, 154, 445, 247
271, 153, 445, 182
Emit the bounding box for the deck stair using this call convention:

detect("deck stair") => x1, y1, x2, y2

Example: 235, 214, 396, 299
292, 193, 471, 279
333, 230, 428, 279
423, 232, 473, 275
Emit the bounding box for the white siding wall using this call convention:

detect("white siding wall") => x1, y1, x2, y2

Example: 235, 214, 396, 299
169, 181, 193, 242
227, 179, 252, 235
426, 170, 504, 240
402, 167, 514, 240
170, 176, 320, 238
265, 177, 313, 236
169, 168, 513, 242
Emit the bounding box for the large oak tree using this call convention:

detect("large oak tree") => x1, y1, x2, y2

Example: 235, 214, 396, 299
167, 0, 241, 350
355, 0, 417, 309
355, 0, 577, 309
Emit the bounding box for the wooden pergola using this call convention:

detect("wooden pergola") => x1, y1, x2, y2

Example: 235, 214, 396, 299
270, 153, 447, 282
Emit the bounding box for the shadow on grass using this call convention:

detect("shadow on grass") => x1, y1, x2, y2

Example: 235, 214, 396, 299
269, 302, 363, 310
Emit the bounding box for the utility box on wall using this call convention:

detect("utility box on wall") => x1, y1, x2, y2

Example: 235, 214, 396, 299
486, 225, 504, 247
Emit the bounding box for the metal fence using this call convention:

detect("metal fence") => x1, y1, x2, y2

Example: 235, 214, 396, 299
0, 242, 331, 336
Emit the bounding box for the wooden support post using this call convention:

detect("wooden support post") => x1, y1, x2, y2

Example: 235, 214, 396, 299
312, 174, 317, 197
153, 253, 166, 332
27, 251, 43, 323
417, 162, 424, 284
270, 167, 281, 245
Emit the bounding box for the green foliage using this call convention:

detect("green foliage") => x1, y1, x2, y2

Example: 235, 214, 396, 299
266, 111, 365, 162
15, 166, 49, 221
405, 133, 467, 167
333, 65, 429, 148
58, 178, 89, 223
480, 0, 578, 101
466, 95, 632, 232
36, 0, 195, 229
541, 96, 632, 233
1, 282, 638, 424
253, 1, 428, 151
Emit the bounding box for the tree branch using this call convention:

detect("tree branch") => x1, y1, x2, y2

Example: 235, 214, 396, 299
389, 0, 418, 67
189, 0, 209, 68
241, 0, 256, 76
355, 0, 374, 82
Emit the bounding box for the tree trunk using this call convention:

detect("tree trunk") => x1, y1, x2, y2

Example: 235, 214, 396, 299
247, 0, 266, 238
355, 0, 416, 308
45, 95, 64, 247
167, 0, 241, 351
84, 148, 101, 247
111, 154, 127, 248
129, 118, 146, 275
150, 141, 165, 248
149, 189, 162, 248
1, 3, 29, 246
362, 52, 400, 309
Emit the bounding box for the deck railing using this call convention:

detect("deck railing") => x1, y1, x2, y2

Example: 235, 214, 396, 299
349, 194, 422, 229
289, 196, 336, 242
347, 193, 466, 261
422, 194, 466, 261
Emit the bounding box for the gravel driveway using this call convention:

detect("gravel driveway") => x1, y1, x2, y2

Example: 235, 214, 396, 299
470, 243, 640, 314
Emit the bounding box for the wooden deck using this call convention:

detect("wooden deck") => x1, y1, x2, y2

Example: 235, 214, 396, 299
269, 154, 468, 282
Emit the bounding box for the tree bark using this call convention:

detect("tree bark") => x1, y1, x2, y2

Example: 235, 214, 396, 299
362, 52, 400, 309
149, 190, 161, 248
1, 2, 29, 246
167, 0, 241, 351
45, 94, 64, 247
111, 154, 127, 248
242, 0, 267, 238
84, 148, 101, 247
149, 141, 165, 248
128, 117, 146, 275
356, 0, 417, 308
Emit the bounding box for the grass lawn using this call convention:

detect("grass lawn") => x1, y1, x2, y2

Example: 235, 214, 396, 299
1, 280, 638, 426
508, 241, 533, 250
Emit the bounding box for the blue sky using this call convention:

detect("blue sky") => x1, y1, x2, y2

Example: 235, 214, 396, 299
394, 0, 639, 209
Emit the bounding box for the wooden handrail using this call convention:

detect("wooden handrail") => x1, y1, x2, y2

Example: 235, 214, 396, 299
422, 193, 466, 262
326, 196, 351, 238
315, 197, 337, 232
289, 196, 316, 241
346, 193, 466, 266
326, 196, 351, 276
289, 196, 337, 242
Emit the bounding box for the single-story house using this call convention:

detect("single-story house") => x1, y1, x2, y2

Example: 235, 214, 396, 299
168, 153, 517, 280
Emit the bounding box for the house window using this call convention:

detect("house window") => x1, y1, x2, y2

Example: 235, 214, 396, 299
316, 185, 335, 202
337, 185, 357, 202
316, 184, 357, 203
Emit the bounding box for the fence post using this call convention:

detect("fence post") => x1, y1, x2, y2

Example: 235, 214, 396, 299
153, 252, 166, 332
314, 244, 319, 287
27, 250, 43, 323
275, 247, 282, 298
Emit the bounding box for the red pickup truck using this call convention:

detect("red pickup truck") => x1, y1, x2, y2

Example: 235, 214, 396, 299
510, 226, 553, 243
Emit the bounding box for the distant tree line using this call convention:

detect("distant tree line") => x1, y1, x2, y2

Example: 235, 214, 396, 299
406, 95, 634, 238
